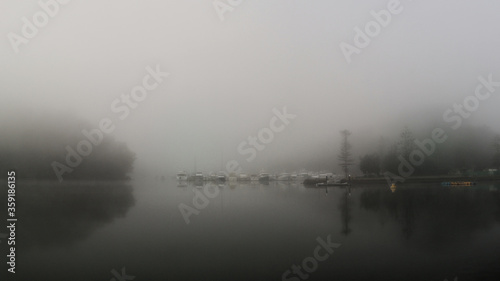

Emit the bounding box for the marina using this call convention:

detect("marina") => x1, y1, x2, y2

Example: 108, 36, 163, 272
175, 170, 345, 184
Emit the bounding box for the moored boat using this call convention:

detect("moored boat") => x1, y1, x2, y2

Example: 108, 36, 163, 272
258, 173, 270, 182
277, 173, 291, 181
176, 171, 188, 181
237, 173, 250, 182
217, 171, 227, 182
250, 174, 259, 182
194, 172, 204, 182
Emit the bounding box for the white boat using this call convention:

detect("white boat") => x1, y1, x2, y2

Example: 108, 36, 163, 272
237, 173, 250, 181
297, 172, 310, 182
176, 171, 188, 181
277, 173, 291, 181
194, 172, 204, 181
269, 174, 276, 181
250, 174, 259, 182
258, 173, 270, 182
319, 172, 334, 179
217, 171, 227, 182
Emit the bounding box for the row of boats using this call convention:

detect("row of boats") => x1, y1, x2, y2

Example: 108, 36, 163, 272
176, 171, 340, 183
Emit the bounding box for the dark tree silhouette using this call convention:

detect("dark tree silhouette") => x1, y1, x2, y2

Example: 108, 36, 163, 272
359, 153, 381, 176
0, 113, 135, 181
381, 144, 399, 174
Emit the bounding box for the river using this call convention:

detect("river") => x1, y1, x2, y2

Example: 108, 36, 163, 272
3, 179, 500, 281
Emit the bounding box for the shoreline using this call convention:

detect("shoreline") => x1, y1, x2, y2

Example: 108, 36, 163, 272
351, 175, 500, 185
304, 175, 500, 185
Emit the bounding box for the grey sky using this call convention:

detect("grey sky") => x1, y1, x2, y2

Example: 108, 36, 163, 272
2, 0, 500, 174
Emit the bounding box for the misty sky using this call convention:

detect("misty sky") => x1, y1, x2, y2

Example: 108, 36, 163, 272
2, 0, 500, 174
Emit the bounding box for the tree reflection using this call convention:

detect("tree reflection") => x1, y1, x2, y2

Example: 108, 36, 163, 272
339, 186, 353, 235
360, 184, 500, 248
15, 181, 135, 251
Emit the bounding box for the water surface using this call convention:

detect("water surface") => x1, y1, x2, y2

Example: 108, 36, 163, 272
3, 180, 500, 281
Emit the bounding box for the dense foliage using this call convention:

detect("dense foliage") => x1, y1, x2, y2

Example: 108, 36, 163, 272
359, 125, 500, 177
0, 113, 135, 181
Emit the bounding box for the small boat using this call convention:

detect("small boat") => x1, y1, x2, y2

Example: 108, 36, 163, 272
217, 172, 226, 182
277, 173, 291, 181
194, 172, 204, 182
237, 173, 250, 182
258, 173, 270, 182
176, 171, 188, 181
297, 172, 310, 182
209, 172, 218, 181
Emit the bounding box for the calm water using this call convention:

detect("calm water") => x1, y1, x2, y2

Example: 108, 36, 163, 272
2, 179, 500, 281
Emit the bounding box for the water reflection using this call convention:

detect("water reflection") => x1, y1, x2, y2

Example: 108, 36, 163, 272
359, 184, 500, 248
8, 179, 500, 280
177, 180, 300, 190
177, 182, 188, 187
339, 185, 353, 235
16, 181, 135, 251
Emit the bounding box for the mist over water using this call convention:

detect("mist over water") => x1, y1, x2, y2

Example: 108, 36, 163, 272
2, 1, 500, 280
2, 1, 500, 176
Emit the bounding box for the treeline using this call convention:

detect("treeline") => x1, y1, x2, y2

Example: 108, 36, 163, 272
0, 113, 135, 181
359, 125, 500, 177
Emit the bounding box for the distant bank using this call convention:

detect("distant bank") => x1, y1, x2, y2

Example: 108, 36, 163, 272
351, 175, 500, 185
304, 175, 500, 185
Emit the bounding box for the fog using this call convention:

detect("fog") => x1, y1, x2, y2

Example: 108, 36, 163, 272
2, 0, 500, 177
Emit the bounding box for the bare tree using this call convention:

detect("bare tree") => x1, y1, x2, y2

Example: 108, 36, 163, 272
338, 130, 354, 179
